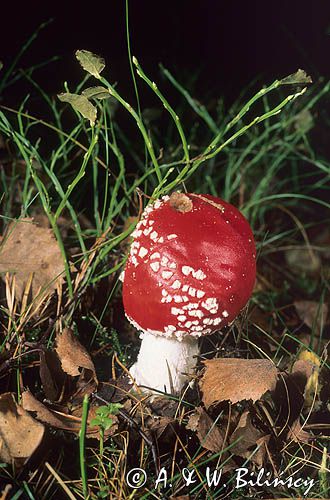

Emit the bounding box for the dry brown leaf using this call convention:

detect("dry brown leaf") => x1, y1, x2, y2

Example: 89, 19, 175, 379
146, 415, 175, 440
71, 404, 119, 439
291, 358, 315, 381
22, 390, 116, 439
273, 358, 316, 425
32, 213, 73, 240
96, 378, 131, 404
0, 218, 64, 301
55, 328, 97, 382
287, 418, 312, 444
294, 300, 328, 333
285, 247, 321, 275
39, 349, 66, 402
149, 397, 179, 418
298, 332, 324, 352
186, 406, 224, 452
249, 305, 272, 331
0, 393, 45, 467
22, 390, 79, 431
254, 435, 270, 467
200, 358, 279, 408
229, 410, 269, 466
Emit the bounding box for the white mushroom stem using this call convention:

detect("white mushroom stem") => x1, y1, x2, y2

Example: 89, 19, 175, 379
129, 332, 199, 394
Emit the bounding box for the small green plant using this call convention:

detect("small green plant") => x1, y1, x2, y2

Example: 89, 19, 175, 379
90, 403, 123, 457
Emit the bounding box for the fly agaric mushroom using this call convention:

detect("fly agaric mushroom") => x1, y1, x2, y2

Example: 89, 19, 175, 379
123, 192, 256, 394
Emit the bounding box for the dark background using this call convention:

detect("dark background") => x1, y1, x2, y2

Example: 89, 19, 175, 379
1, 0, 330, 105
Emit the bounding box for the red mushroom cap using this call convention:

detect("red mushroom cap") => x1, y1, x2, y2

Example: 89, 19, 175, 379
123, 193, 256, 340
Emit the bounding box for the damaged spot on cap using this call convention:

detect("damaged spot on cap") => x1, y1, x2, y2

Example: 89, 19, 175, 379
169, 192, 193, 213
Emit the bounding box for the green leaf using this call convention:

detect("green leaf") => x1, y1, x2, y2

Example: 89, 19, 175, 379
58, 92, 97, 126
103, 418, 113, 430
280, 69, 312, 86
95, 406, 110, 417
76, 50, 105, 79
97, 488, 110, 498
108, 402, 123, 415
0, 62, 3, 72
90, 418, 101, 428
82, 86, 111, 100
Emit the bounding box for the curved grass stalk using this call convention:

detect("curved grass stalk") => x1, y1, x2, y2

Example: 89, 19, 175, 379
132, 57, 190, 166
163, 86, 308, 193
54, 127, 98, 220
160, 63, 219, 134
0, 105, 110, 171
98, 76, 162, 183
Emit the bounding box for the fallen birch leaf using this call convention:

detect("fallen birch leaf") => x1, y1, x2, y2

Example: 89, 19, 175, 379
295, 301, 328, 333
229, 411, 269, 466
146, 415, 175, 440
291, 358, 315, 382
22, 390, 116, 439
72, 405, 118, 439
0, 218, 64, 301
55, 328, 97, 384
285, 247, 320, 275
287, 418, 312, 444
200, 358, 278, 407
149, 397, 179, 419
0, 393, 44, 467
273, 358, 315, 424
249, 305, 272, 332
186, 406, 224, 452
39, 349, 66, 402
22, 390, 79, 431
32, 212, 72, 240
